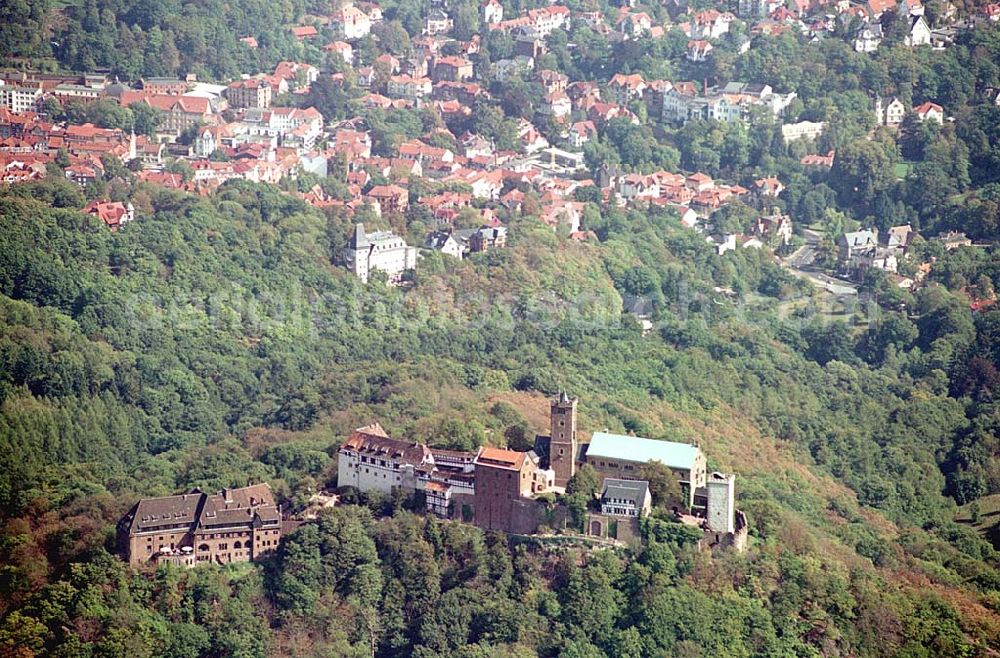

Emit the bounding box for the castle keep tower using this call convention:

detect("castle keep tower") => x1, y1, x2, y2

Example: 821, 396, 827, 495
706, 472, 736, 534
549, 392, 578, 487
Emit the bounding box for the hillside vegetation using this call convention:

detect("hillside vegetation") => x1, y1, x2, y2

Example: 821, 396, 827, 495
1, 180, 1000, 656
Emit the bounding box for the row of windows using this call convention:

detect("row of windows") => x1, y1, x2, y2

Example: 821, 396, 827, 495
358, 455, 394, 467
604, 507, 639, 517
594, 460, 635, 471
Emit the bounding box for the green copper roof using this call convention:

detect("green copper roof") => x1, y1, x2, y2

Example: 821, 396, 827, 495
587, 432, 699, 470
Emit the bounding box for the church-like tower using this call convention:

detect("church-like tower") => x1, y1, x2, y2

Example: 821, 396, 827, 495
549, 392, 578, 487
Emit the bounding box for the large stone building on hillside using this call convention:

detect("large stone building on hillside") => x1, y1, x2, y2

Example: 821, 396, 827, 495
337, 423, 435, 494
337, 423, 477, 518
472, 446, 554, 532
583, 431, 707, 507
334, 396, 745, 548
118, 483, 282, 567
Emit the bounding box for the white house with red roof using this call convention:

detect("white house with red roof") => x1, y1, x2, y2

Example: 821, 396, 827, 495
686, 40, 714, 61
914, 101, 944, 124
540, 91, 572, 120
325, 41, 354, 66
690, 10, 734, 39
754, 176, 784, 197
568, 120, 597, 148
331, 5, 372, 39
527, 5, 570, 35
387, 75, 432, 100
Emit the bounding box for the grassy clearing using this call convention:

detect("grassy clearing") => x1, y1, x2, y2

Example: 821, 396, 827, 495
956, 493, 1000, 549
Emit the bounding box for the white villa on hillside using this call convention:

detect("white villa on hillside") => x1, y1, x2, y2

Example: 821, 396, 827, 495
344, 223, 418, 284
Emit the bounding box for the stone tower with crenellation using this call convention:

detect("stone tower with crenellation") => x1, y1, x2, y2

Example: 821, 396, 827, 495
549, 392, 578, 487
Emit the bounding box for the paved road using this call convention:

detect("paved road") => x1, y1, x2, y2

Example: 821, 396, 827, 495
781, 229, 858, 296
786, 244, 816, 269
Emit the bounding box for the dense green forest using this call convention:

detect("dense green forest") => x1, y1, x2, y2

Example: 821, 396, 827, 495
2, 177, 1000, 656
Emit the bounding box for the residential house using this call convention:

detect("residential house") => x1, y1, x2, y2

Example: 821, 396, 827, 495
536, 69, 569, 94
875, 96, 905, 126
424, 230, 465, 258
914, 101, 944, 123
492, 56, 535, 81
135, 136, 165, 165
884, 224, 913, 250
516, 36, 547, 59
325, 41, 355, 66
424, 9, 453, 35
662, 82, 796, 124
65, 163, 99, 186
865, 0, 896, 18
483, 0, 504, 24
781, 120, 825, 143
738, 0, 783, 19
367, 184, 410, 213
526, 5, 570, 36
433, 56, 474, 82
84, 200, 135, 231
227, 79, 272, 109
193, 124, 233, 157
838, 228, 879, 267
540, 200, 584, 233
540, 91, 572, 120
469, 226, 507, 252
268, 106, 324, 149
331, 5, 372, 40
685, 172, 715, 192
568, 120, 597, 148
754, 176, 784, 197
387, 75, 433, 100
690, 10, 734, 39
931, 231, 972, 250
855, 23, 884, 52
753, 211, 793, 246
905, 15, 932, 46
858, 248, 899, 274
618, 173, 660, 201
686, 40, 714, 61
274, 61, 320, 89
619, 11, 654, 38
290, 25, 319, 40
608, 73, 647, 105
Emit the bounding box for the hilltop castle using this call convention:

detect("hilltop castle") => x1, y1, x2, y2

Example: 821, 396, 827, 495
337, 393, 747, 550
